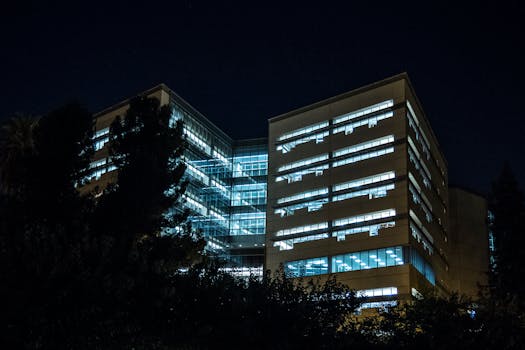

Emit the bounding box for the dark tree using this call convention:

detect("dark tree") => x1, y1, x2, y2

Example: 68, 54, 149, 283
366, 294, 480, 350
352, 291, 525, 350
488, 162, 525, 301
159, 266, 362, 350
0, 114, 39, 195
0, 104, 95, 349
0, 98, 206, 349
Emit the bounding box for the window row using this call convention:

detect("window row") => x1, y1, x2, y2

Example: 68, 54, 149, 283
273, 209, 396, 238
333, 100, 394, 125
332, 183, 395, 202
285, 246, 436, 286
85, 163, 117, 181
408, 137, 432, 181
357, 286, 398, 298
410, 222, 434, 255
333, 247, 404, 273
233, 157, 267, 177
277, 121, 329, 141
407, 101, 447, 180
358, 301, 397, 312
276, 187, 329, 204
94, 137, 109, 151
277, 131, 329, 154
183, 194, 208, 216
333, 135, 394, 158
285, 245, 404, 277
333, 209, 396, 227
409, 183, 432, 223
409, 210, 434, 244
275, 222, 328, 237
333, 111, 394, 135
333, 221, 395, 241
406, 101, 431, 160
275, 100, 395, 154
272, 220, 396, 251
90, 159, 107, 169
275, 137, 395, 183
93, 127, 110, 139
409, 247, 436, 285
275, 164, 328, 183
408, 173, 432, 210
185, 161, 210, 186
408, 144, 431, 189
333, 171, 395, 192
333, 146, 394, 168
273, 233, 329, 251
184, 127, 212, 155
278, 153, 329, 172
274, 198, 329, 217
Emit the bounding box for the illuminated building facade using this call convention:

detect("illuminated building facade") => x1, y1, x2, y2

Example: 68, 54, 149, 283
266, 74, 452, 305
82, 85, 267, 276
82, 74, 489, 302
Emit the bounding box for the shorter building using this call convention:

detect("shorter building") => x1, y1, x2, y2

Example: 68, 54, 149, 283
81, 84, 267, 276
448, 187, 490, 297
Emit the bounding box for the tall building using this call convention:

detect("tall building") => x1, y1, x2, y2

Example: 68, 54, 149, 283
266, 74, 451, 303
82, 74, 489, 302
82, 84, 267, 276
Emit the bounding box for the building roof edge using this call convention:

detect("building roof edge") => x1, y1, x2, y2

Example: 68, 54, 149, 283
267, 73, 410, 123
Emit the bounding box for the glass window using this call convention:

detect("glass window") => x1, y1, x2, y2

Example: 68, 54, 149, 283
333, 100, 394, 125
285, 257, 329, 277
278, 121, 329, 141
332, 246, 405, 273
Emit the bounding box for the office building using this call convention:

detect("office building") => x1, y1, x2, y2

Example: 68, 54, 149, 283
82, 74, 489, 302
266, 74, 451, 304
82, 84, 267, 276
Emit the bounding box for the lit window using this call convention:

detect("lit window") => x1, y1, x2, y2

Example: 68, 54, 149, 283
285, 257, 329, 277
276, 164, 329, 183
333, 135, 394, 158
276, 131, 329, 154
277, 188, 329, 205
278, 154, 329, 172
277, 121, 329, 141
333, 171, 395, 192
333, 100, 394, 125
275, 222, 328, 237
333, 221, 395, 241
332, 246, 404, 273
333, 209, 396, 227
332, 184, 395, 203
274, 233, 330, 251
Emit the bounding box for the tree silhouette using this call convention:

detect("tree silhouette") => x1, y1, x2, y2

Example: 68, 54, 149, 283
488, 162, 525, 302
0, 114, 38, 195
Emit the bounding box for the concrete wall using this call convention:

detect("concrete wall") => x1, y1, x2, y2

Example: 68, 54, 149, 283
448, 187, 490, 298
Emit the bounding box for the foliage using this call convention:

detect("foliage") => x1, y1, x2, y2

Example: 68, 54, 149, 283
0, 104, 95, 349
0, 114, 39, 195
143, 265, 361, 350
489, 162, 525, 303
0, 98, 205, 349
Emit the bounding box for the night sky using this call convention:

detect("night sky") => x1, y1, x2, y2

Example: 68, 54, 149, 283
1, 1, 524, 194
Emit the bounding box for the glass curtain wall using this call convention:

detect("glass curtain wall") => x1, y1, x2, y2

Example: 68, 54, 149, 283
171, 99, 267, 276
